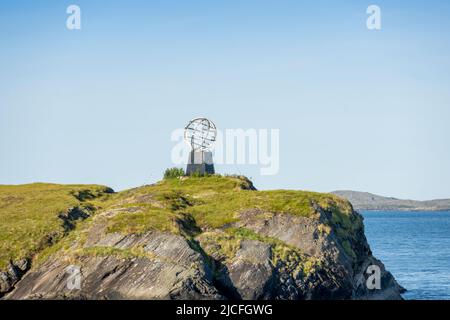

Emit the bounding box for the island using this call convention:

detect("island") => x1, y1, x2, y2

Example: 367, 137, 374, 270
332, 190, 450, 211
0, 175, 404, 300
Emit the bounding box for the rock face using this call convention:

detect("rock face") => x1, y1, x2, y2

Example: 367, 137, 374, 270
0, 259, 29, 294
7, 231, 220, 300
1, 176, 405, 300
198, 208, 404, 300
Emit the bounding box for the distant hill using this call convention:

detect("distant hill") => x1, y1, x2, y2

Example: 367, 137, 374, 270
332, 190, 450, 211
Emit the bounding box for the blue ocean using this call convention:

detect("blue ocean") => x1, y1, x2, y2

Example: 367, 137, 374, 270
361, 211, 450, 300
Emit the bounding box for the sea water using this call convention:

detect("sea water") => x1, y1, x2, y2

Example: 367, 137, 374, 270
361, 211, 450, 300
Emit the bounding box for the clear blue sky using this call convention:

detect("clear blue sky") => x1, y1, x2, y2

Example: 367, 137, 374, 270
1, 0, 450, 200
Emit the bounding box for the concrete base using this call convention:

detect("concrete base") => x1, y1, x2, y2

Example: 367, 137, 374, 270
186, 151, 215, 175
186, 163, 215, 175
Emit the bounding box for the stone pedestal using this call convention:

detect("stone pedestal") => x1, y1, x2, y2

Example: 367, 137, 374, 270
186, 151, 215, 175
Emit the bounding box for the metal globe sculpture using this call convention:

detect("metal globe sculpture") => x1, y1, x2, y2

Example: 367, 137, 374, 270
184, 118, 216, 175
184, 118, 217, 151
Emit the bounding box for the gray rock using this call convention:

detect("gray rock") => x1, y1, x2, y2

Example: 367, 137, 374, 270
6, 231, 221, 300
0, 259, 30, 295
225, 240, 274, 300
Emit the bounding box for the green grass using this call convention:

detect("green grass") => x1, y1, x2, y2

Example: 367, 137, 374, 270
86, 175, 356, 235
0, 183, 112, 269
152, 178, 352, 229
0, 175, 361, 272
105, 206, 181, 235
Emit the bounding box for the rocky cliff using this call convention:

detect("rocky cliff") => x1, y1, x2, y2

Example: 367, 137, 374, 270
1, 176, 405, 300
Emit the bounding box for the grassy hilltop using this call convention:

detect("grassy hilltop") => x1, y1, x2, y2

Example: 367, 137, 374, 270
0, 175, 358, 271
4, 174, 404, 301
0, 183, 113, 270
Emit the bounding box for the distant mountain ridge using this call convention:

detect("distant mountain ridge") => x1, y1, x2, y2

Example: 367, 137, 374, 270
331, 190, 450, 212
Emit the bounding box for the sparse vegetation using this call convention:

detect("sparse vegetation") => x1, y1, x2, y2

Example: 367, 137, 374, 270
163, 167, 185, 180
76, 246, 151, 260
106, 206, 181, 235
197, 227, 320, 277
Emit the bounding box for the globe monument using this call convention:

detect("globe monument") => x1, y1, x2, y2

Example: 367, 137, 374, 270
184, 118, 216, 175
